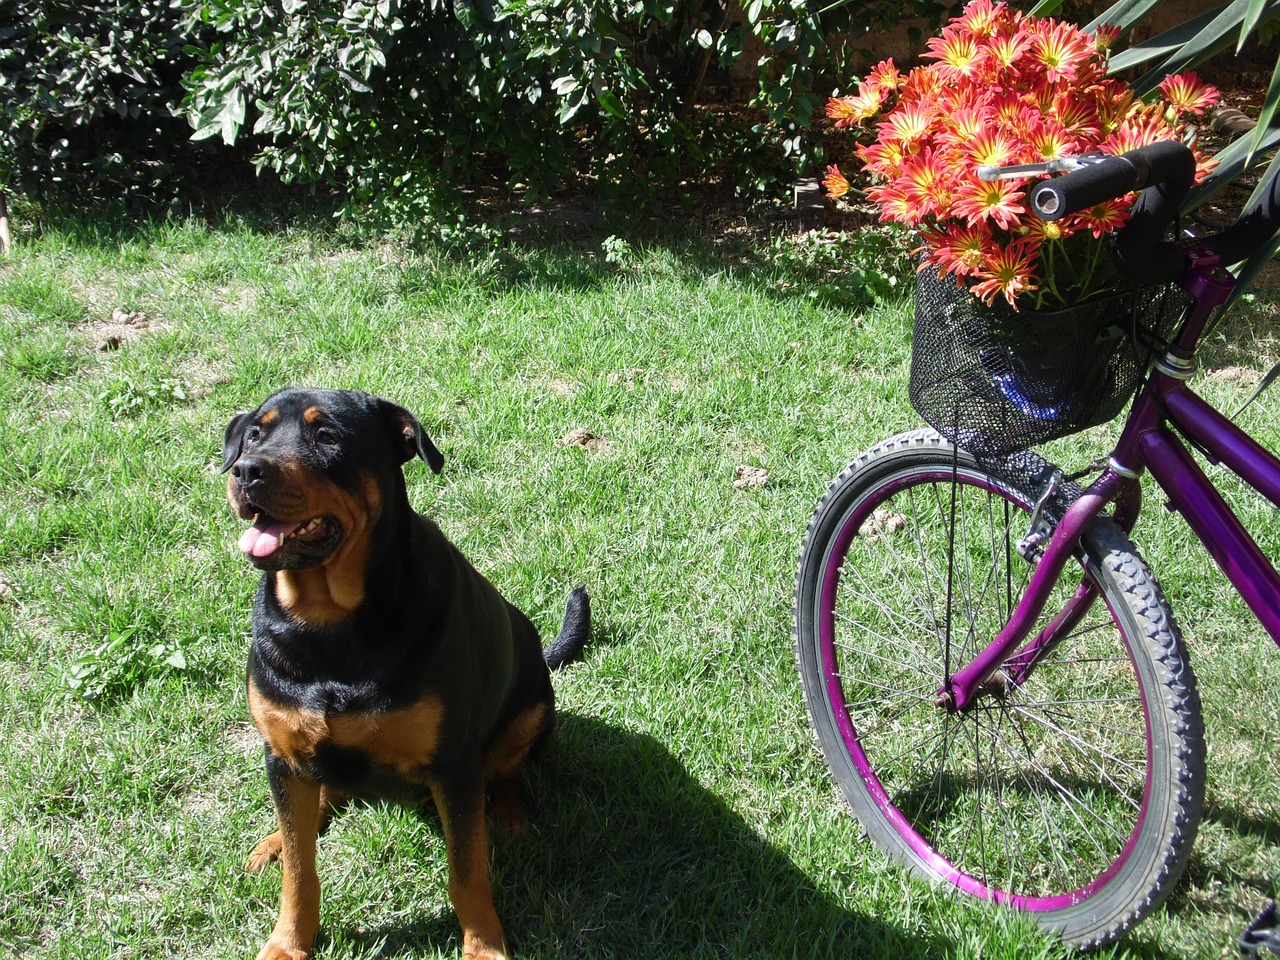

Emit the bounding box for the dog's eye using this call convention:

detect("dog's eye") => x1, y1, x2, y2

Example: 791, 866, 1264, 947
315, 427, 340, 447
245, 425, 263, 444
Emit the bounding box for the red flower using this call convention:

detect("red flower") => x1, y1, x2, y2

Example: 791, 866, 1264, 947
827, 90, 884, 127
952, 176, 1026, 232
924, 28, 982, 82
1027, 20, 1096, 84
1159, 72, 1220, 116
1091, 24, 1121, 55
864, 59, 904, 96
927, 222, 996, 277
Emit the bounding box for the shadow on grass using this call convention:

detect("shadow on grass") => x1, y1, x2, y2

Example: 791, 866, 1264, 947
346, 712, 945, 959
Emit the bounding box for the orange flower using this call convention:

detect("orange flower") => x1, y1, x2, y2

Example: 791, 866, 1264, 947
928, 222, 996, 277
1023, 216, 1073, 243
971, 239, 1040, 308
980, 32, 1028, 74
826, 89, 885, 127
1026, 120, 1075, 160
900, 150, 952, 218
867, 183, 916, 224
857, 139, 906, 178
822, 165, 851, 199
864, 59, 904, 97
1070, 199, 1131, 239
939, 105, 990, 150
899, 66, 945, 103
967, 129, 1018, 169
879, 101, 934, 152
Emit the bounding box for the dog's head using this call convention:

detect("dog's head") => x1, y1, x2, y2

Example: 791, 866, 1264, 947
221, 387, 443, 573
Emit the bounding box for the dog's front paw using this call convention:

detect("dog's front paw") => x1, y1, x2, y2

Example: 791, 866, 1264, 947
245, 831, 284, 872
254, 939, 309, 960
462, 928, 509, 960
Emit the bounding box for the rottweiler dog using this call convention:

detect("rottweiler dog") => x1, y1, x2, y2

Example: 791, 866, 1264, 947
221, 387, 590, 960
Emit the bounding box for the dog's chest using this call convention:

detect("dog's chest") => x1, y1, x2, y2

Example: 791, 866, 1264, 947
248, 679, 443, 787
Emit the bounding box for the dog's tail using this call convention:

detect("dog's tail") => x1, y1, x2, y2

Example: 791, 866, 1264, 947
543, 587, 591, 670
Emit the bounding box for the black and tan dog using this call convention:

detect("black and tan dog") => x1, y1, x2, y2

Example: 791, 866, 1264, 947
221, 387, 590, 960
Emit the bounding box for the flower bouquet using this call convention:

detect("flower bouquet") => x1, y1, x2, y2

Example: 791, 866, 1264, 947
823, 0, 1220, 453
823, 0, 1218, 311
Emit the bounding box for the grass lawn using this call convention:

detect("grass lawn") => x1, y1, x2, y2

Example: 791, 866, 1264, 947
1, 212, 1278, 960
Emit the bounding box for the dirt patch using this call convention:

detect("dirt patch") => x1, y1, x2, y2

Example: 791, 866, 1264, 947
81, 307, 153, 353
558, 428, 608, 452
732, 465, 768, 488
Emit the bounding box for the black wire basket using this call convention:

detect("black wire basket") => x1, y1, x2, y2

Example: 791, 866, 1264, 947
909, 263, 1190, 457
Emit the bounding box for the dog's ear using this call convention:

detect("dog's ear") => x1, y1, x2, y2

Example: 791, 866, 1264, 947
220, 411, 252, 474
379, 400, 444, 474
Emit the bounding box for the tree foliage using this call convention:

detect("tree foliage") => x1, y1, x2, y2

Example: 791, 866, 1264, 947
4, 0, 1276, 237
0, 0, 944, 214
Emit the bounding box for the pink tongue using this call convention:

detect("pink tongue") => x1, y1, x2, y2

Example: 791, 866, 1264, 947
238, 518, 302, 558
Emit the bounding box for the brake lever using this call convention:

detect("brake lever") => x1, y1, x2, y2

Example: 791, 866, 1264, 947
977, 153, 1108, 182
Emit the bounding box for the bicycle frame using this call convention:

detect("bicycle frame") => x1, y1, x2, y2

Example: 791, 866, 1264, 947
943, 257, 1280, 713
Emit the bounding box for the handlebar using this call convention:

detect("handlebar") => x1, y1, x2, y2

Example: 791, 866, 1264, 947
986, 140, 1278, 286
1028, 141, 1195, 283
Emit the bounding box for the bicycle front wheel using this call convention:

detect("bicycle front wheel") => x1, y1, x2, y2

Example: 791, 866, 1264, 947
794, 429, 1204, 947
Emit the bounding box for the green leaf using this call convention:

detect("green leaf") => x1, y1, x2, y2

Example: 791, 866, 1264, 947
1106, 2, 1231, 75
597, 89, 625, 117
1219, 151, 1280, 314
1028, 0, 1066, 16
1185, 123, 1280, 211
551, 75, 580, 97
1128, 0, 1280, 95
1248, 53, 1280, 164
1085, 0, 1166, 33
1238, 0, 1269, 49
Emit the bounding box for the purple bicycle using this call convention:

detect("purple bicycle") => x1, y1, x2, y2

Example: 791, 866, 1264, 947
793, 140, 1280, 948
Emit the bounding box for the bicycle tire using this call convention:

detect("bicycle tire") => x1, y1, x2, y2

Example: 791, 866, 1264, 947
794, 429, 1205, 947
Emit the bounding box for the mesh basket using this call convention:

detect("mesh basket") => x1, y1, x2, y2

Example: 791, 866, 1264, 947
909, 264, 1190, 457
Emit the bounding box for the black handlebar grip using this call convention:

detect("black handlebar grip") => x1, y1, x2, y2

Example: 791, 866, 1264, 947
1112, 143, 1197, 283
1028, 141, 1196, 221
1029, 156, 1141, 220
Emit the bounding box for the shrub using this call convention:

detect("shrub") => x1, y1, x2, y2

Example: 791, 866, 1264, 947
179, 0, 916, 219
0, 0, 240, 207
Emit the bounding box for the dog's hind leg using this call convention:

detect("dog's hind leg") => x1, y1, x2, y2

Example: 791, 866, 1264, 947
483, 702, 553, 834
430, 773, 508, 960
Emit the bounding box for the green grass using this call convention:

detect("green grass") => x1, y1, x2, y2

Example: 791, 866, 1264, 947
0, 213, 1277, 960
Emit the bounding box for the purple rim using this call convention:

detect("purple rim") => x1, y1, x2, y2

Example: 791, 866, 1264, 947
819, 465, 1152, 913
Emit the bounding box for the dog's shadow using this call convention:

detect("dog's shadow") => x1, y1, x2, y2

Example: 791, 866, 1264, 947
351, 712, 946, 959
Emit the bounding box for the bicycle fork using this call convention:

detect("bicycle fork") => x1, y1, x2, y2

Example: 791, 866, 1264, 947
937, 469, 1127, 713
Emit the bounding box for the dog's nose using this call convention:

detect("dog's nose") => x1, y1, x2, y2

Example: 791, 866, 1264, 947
232, 456, 270, 487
